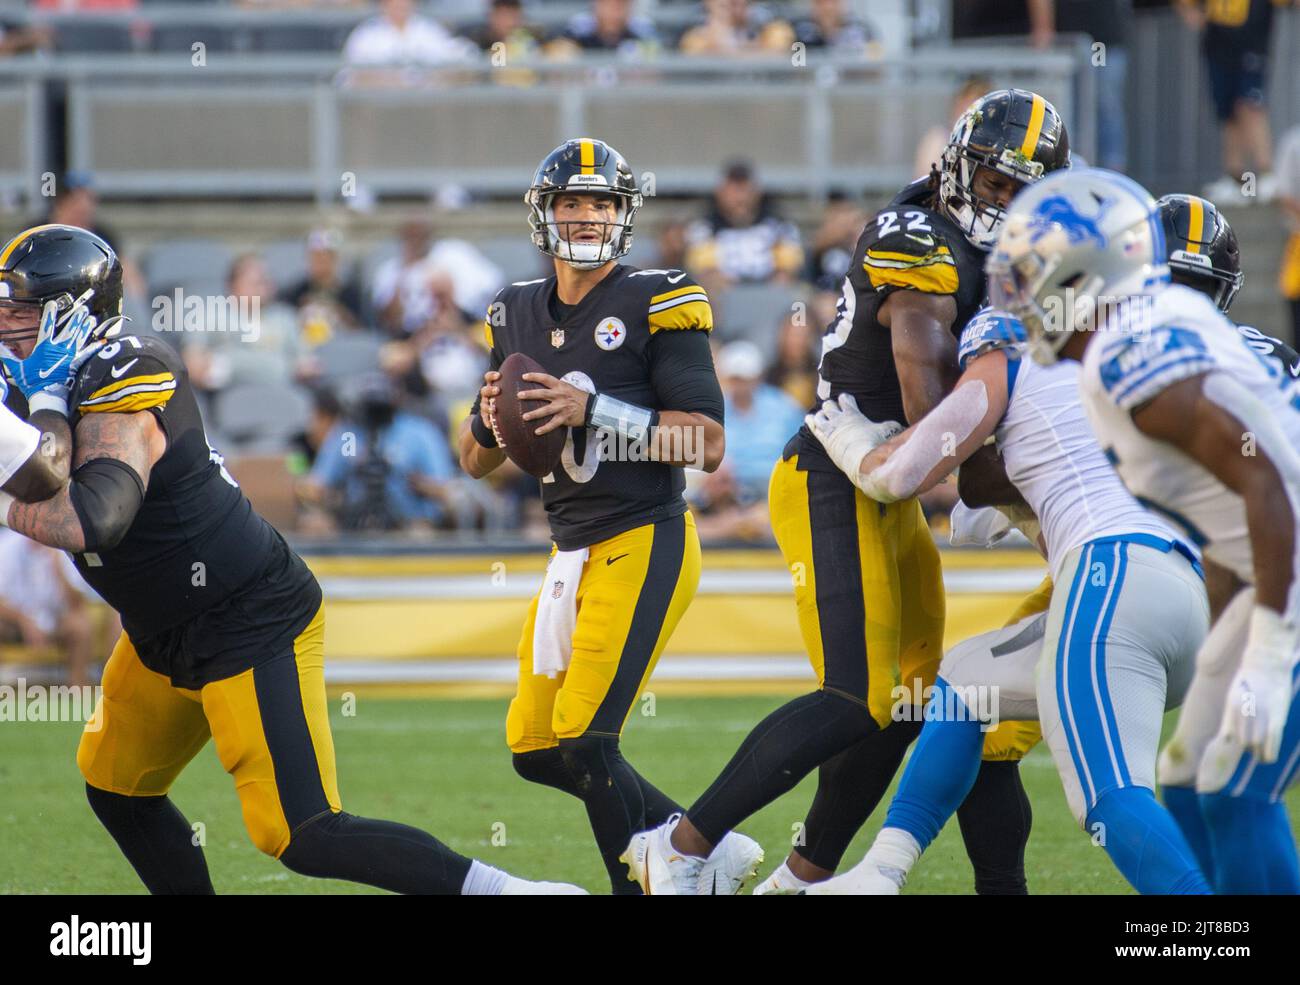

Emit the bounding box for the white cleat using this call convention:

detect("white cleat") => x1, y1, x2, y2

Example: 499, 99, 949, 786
801, 857, 905, 895
500, 877, 590, 895
752, 861, 813, 895
621, 813, 704, 895
697, 831, 765, 895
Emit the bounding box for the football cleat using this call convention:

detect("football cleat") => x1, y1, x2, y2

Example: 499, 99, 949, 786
697, 831, 765, 895
800, 857, 905, 895
752, 860, 812, 895
621, 814, 703, 895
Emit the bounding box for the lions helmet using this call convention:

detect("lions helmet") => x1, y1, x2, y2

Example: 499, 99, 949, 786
1156, 193, 1243, 314
526, 138, 643, 270
939, 89, 1071, 249
986, 167, 1168, 365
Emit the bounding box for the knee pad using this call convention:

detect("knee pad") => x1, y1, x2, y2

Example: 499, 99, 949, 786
557, 734, 621, 795
278, 810, 346, 876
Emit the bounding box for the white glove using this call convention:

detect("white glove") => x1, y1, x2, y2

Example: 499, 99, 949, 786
949, 501, 1012, 547
805, 394, 902, 488
1216, 606, 1298, 763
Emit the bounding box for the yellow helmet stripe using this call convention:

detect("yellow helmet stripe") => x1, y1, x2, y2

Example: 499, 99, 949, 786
0, 223, 61, 268
579, 139, 595, 175
1186, 196, 1205, 254
1019, 94, 1047, 159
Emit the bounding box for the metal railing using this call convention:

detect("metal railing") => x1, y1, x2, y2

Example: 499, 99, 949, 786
0, 47, 1088, 206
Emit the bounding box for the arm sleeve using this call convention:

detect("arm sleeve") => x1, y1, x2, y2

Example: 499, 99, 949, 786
647, 329, 725, 424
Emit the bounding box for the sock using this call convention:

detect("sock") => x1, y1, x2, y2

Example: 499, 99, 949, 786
768, 860, 813, 893
862, 826, 921, 887
278, 810, 473, 895
688, 689, 877, 847
881, 677, 984, 852
1085, 787, 1211, 894
84, 784, 215, 895
514, 746, 681, 828
461, 859, 510, 896
1200, 791, 1300, 894
1162, 784, 1216, 881
956, 760, 1031, 895
558, 734, 653, 896
797, 720, 921, 872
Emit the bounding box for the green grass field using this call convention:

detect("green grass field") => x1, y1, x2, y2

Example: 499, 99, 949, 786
3, 693, 1297, 894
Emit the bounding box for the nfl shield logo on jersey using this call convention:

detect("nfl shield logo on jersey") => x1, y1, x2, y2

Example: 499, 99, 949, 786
594, 317, 626, 351
551, 579, 565, 599
551, 328, 565, 348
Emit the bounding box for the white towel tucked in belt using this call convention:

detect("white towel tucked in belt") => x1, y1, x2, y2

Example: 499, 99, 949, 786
532, 547, 589, 678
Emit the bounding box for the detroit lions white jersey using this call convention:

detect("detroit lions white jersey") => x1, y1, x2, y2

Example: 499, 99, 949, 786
993, 347, 1185, 579
1079, 283, 1300, 590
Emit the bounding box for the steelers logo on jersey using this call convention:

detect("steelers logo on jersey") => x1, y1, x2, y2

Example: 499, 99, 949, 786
594, 316, 627, 350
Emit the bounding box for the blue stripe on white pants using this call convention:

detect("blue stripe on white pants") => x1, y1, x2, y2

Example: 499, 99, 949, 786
1055, 543, 1132, 812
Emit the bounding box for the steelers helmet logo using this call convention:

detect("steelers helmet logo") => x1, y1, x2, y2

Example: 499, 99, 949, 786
594, 316, 626, 351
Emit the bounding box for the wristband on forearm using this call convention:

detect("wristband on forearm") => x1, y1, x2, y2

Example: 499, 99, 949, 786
470, 412, 498, 449
28, 391, 69, 417
584, 391, 660, 442
0, 490, 12, 528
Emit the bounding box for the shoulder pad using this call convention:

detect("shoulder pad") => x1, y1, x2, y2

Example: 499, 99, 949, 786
628, 269, 713, 334
958, 308, 1026, 370
1096, 326, 1215, 411
74, 336, 180, 416
861, 207, 958, 295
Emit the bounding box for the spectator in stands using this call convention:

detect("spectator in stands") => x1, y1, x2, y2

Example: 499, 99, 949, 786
0, 529, 94, 687
690, 341, 801, 541
288, 387, 344, 478
343, 0, 476, 84
765, 311, 820, 409
1276, 124, 1300, 341
678, 0, 793, 57
183, 252, 303, 404
686, 160, 803, 293
806, 190, 867, 292
546, 0, 660, 58
1177, 0, 1286, 201
912, 75, 992, 181
791, 0, 878, 54
1028, 0, 1132, 173
0, 20, 52, 56
469, 0, 542, 84
649, 218, 691, 271
281, 228, 366, 343
297, 373, 458, 534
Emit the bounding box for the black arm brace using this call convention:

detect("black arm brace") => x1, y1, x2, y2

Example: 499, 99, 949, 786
69, 457, 145, 552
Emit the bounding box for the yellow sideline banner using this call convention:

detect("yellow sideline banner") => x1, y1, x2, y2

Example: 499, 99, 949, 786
302, 549, 1047, 661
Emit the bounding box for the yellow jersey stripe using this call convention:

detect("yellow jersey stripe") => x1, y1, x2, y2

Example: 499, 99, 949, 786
0, 223, 61, 268
648, 298, 713, 334
1186, 196, 1205, 254
866, 263, 959, 295
579, 139, 595, 175
86, 371, 175, 403
80, 389, 175, 415
650, 284, 704, 305
865, 246, 954, 265
1019, 94, 1046, 159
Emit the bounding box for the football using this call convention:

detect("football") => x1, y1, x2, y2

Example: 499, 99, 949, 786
493, 351, 567, 478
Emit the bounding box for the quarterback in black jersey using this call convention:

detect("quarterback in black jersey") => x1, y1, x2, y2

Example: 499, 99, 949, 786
628, 90, 1074, 895
459, 138, 730, 894
0, 225, 580, 896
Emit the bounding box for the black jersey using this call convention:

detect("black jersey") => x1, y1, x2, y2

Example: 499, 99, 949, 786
1236, 323, 1300, 377
788, 179, 989, 471
68, 334, 319, 687
473, 264, 723, 550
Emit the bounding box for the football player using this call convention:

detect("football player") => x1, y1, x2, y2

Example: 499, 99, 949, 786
804, 307, 1210, 894
0, 225, 582, 895
994, 167, 1300, 893
457, 139, 756, 894
627, 89, 1071, 894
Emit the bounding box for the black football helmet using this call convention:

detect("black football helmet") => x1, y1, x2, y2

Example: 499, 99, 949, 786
526, 138, 642, 270
939, 88, 1071, 248
0, 224, 124, 352
1156, 193, 1243, 314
